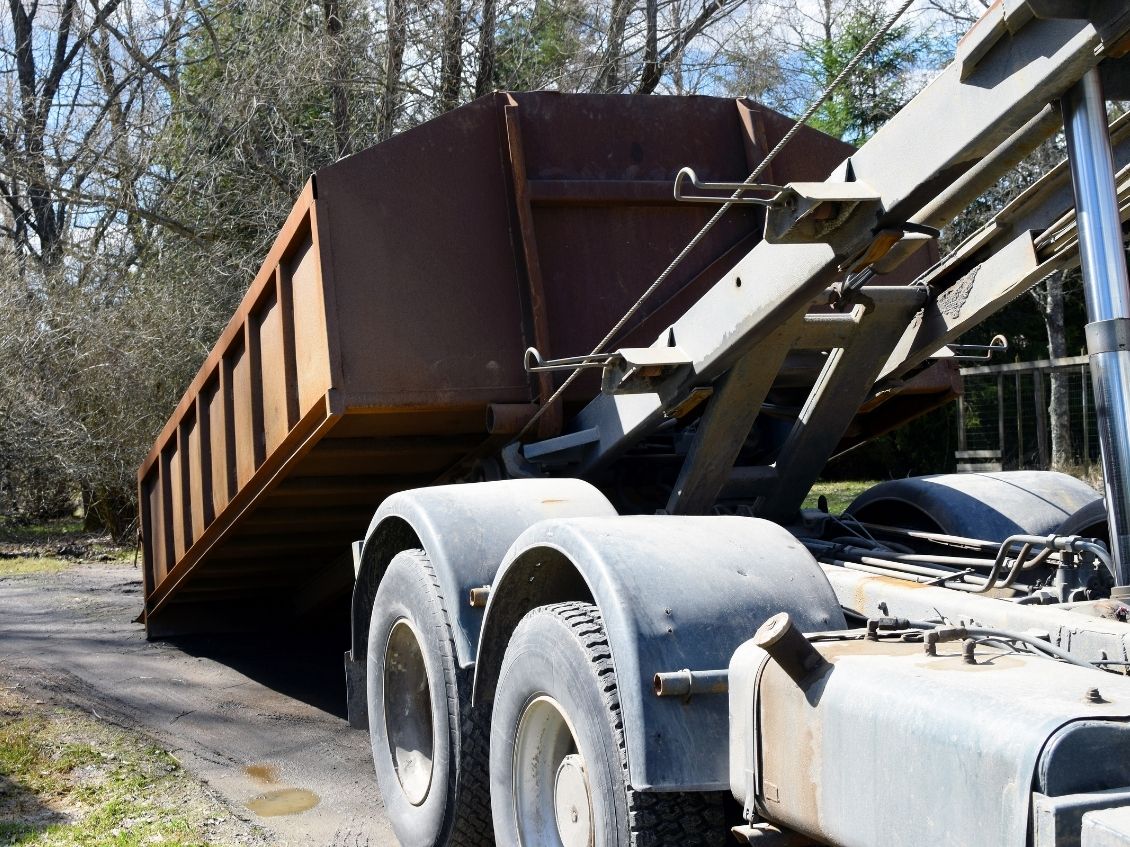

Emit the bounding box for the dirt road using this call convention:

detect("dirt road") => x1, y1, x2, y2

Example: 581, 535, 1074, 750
0, 557, 398, 847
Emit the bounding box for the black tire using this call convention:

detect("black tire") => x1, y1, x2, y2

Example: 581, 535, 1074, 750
367, 549, 492, 847
489, 601, 729, 847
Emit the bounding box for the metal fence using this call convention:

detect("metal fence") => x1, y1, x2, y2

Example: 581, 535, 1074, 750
956, 355, 1101, 472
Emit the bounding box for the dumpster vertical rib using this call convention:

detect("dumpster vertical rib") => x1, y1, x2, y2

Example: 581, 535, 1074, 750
503, 96, 560, 438
276, 265, 301, 431
244, 318, 266, 470
194, 394, 215, 530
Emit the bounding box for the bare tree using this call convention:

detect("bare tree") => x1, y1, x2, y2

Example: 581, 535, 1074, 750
439, 0, 465, 109
379, 0, 409, 139
1033, 270, 1074, 469
1, 0, 134, 265
474, 0, 497, 95
0, 0, 950, 537
324, 0, 354, 157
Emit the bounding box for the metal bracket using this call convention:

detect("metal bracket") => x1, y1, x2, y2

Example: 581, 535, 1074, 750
923, 568, 976, 587
763, 182, 882, 245
601, 347, 695, 395
522, 427, 601, 464
1085, 318, 1130, 354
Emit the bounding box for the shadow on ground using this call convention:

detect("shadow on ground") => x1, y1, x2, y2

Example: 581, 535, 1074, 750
162, 597, 353, 720
0, 772, 69, 841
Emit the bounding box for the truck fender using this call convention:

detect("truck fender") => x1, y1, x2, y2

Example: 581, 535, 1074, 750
472, 514, 846, 792
346, 479, 615, 727
846, 471, 1100, 541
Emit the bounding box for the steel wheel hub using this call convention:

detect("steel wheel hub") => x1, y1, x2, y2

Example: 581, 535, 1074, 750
383, 619, 434, 806
554, 753, 593, 847
513, 696, 594, 847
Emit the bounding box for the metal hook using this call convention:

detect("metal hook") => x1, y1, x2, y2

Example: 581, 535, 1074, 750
946, 334, 1009, 361
673, 167, 786, 207
523, 347, 613, 374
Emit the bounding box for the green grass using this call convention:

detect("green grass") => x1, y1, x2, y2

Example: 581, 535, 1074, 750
802, 480, 879, 514
0, 558, 73, 578
0, 690, 236, 846
0, 518, 85, 545
0, 515, 135, 575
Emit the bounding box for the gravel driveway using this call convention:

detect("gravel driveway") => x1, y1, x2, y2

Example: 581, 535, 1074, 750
0, 559, 398, 847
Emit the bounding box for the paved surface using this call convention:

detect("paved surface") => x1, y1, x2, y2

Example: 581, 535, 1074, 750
0, 561, 398, 847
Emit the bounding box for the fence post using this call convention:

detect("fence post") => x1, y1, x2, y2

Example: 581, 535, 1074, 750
997, 374, 1005, 467
1082, 363, 1091, 463
1015, 372, 1024, 467
1034, 369, 1049, 469
956, 394, 967, 453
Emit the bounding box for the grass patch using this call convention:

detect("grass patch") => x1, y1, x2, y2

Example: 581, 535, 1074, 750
0, 519, 85, 545
0, 558, 72, 578
0, 688, 254, 846
0, 515, 135, 575
802, 480, 879, 515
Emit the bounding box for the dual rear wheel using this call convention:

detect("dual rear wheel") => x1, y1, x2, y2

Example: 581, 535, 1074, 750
491, 602, 729, 847
368, 552, 727, 847
367, 550, 491, 847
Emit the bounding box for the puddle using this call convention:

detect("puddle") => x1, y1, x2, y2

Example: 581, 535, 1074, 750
244, 763, 279, 784
243, 763, 318, 817
246, 788, 320, 817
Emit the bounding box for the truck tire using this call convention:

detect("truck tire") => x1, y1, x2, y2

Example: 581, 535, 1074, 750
367, 549, 492, 847
489, 601, 728, 847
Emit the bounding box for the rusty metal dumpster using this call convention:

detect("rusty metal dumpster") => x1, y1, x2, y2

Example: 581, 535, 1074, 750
138, 91, 937, 634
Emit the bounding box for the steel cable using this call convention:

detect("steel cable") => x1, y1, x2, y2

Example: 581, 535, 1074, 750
515, 0, 918, 442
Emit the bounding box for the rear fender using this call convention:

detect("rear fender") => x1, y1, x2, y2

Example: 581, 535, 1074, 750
346, 479, 615, 728
846, 471, 1100, 540
472, 515, 846, 791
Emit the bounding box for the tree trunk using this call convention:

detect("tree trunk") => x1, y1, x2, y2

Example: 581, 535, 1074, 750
439, 0, 465, 112
378, 0, 407, 141
324, 0, 353, 158
1042, 271, 1072, 469
594, 0, 632, 92
81, 485, 135, 541
637, 0, 659, 93
474, 0, 496, 97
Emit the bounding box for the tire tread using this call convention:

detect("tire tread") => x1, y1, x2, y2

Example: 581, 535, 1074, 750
536, 601, 729, 847
394, 550, 493, 847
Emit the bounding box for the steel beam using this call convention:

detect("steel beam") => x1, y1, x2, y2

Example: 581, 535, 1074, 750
753, 287, 925, 522
879, 118, 1130, 386
665, 327, 794, 514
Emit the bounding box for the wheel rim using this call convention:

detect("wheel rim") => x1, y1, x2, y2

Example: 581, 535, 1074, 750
383, 619, 434, 806
513, 695, 594, 847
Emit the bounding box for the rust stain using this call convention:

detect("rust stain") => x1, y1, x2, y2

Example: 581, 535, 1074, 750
820, 640, 917, 661
923, 654, 1024, 672
861, 574, 929, 591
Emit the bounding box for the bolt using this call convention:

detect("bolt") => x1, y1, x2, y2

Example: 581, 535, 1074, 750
1086, 687, 1107, 704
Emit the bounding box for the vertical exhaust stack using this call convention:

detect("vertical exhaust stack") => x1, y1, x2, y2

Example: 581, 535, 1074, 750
1063, 68, 1130, 594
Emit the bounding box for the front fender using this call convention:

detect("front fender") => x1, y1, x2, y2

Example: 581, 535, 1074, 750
474, 515, 845, 791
